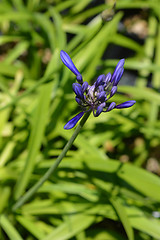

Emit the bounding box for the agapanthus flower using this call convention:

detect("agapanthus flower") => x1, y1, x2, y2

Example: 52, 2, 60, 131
60, 50, 136, 130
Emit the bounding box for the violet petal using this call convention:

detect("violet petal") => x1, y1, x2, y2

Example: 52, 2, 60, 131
97, 91, 107, 102
107, 102, 116, 112
75, 97, 82, 105
111, 59, 125, 83
95, 74, 105, 88
72, 83, 84, 99
64, 112, 85, 130
110, 86, 117, 98
116, 100, 136, 109
60, 50, 82, 79
113, 68, 124, 86
104, 72, 112, 84
82, 81, 89, 92
95, 102, 106, 116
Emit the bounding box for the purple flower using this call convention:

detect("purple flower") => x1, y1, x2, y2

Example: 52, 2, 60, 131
64, 112, 85, 130
60, 50, 136, 129
60, 50, 83, 84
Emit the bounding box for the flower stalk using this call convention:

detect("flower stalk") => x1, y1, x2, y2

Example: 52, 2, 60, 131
12, 111, 91, 211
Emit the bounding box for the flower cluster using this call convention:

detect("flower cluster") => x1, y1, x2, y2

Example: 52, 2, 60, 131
60, 50, 136, 130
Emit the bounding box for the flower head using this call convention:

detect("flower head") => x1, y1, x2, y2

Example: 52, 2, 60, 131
60, 50, 136, 130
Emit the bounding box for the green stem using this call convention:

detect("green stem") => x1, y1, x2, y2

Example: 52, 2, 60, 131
12, 111, 91, 211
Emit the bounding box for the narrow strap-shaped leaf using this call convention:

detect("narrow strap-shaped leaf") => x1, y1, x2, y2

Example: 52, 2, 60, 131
110, 197, 134, 240
0, 214, 23, 240
14, 82, 52, 199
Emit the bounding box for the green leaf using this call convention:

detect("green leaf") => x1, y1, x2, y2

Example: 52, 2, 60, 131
14, 82, 53, 199
16, 216, 45, 239
127, 207, 160, 239
42, 212, 96, 240
117, 162, 160, 201
4, 41, 29, 64
110, 198, 134, 240
60, 158, 160, 201
0, 215, 23, 240
94, 179, 134, 240
118, 86, 160, 104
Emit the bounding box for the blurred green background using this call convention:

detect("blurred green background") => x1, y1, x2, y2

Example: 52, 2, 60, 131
0, 0, 160, 239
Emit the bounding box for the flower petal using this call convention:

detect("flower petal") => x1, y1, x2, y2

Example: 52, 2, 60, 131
60, 50, 83, 83
95, 74, 105, 88
82, 81, 89, 92
97, 91, 107, 102
72, 83, 84, 99
110, 86, 117, 97
64, 112, 84, 130
116, 100, 136, 109
113, 68, 124, 86
111, 59, 125, 83
75, 97, 82, 105
107, 102, 116, 112
95, 102, 106, 116
104, 72, 112, 84
76, 74, 83, 84
98, 85, 104, 92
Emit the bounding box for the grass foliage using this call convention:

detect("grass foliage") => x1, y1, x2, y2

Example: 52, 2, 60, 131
0, 0, 160, 239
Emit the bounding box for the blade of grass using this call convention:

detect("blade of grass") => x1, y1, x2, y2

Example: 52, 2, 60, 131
59, 158, 160, 201
0, 36, 24, 45
0, 215, 23, 240
0, 70, 58, 112
118, 85, 160, 104
27, 0, 41, 11
42, 212, 96, 240
48, 8, 66, 50
16, 216, 45, 239
55, 0, 76, 12
110, 198, 134, 240
136, 16, 157, 87
33, 12, 56, 51
14, 81, 53, 199
11, 0, 25, 10
112, 33, 144, 54
0, 187, 11, 213
0, 141, 15, 167
153, 21, 160, 88
65, 4, 108, 24
94, 179, 134, 240
4, 41, 29, 64
71, 0, 92, 14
